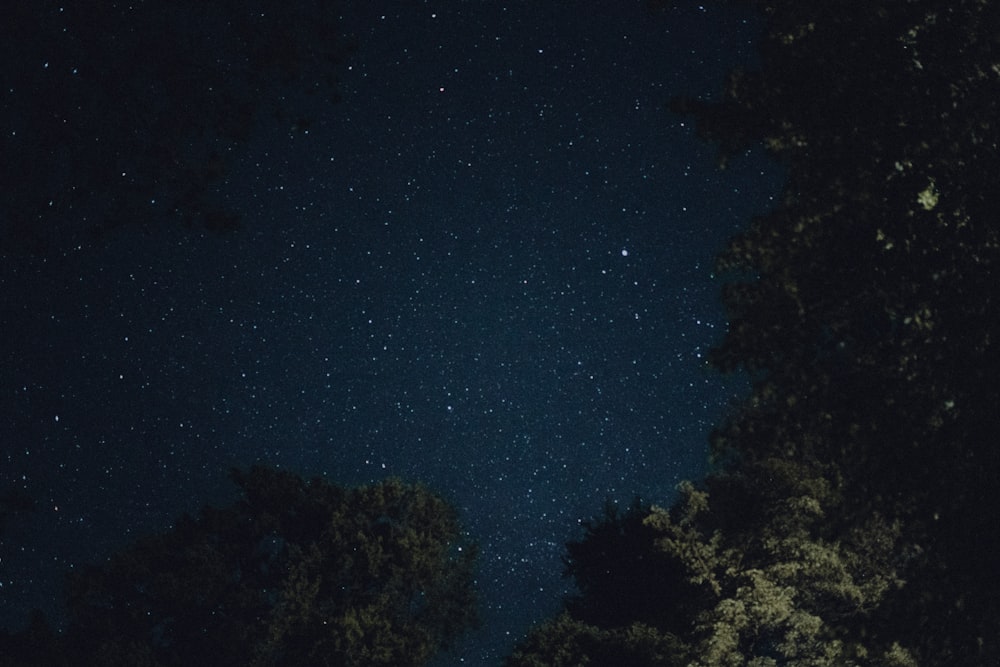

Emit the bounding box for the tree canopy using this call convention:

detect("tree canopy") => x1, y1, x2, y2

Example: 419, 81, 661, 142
0, 467, 478, 667
508, 0, 1000, 664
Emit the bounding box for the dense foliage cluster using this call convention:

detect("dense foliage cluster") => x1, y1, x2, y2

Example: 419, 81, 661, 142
509, 0, 1000, 664
0, 467, 478, 666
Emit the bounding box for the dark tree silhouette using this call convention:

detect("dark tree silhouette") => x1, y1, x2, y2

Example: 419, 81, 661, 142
0, 466, 478, 667
509, 0, 1000, 664
562, 498, 704, 633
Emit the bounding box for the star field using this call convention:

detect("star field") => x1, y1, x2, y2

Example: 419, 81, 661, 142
1, 2, 783, 662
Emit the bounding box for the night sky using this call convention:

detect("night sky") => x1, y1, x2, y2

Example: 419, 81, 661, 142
1, 2, 784, 662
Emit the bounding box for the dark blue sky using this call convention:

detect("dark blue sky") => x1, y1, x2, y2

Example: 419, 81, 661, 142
1, 2, 783, 662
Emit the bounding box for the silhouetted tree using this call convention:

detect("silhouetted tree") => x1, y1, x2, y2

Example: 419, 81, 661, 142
562, 498, 705, 633
509, 0, 1000, 663
1, 466, 477, 667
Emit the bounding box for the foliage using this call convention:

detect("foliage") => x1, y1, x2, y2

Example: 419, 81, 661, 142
510, 0, 1000, 663
504, 613, 689, 667
562, 498, 706, 632
1, 466, 477, 666
646, 478, 906, 666
694, 1, 1000, 661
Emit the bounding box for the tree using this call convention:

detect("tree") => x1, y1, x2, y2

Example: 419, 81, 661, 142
509, 0, 1000, 663
561, 498, 707, 634
510, 476, 912, 666
2, 466, 478, 666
